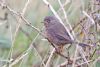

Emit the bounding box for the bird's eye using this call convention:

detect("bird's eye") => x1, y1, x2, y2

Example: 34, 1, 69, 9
46, 19, 50, 23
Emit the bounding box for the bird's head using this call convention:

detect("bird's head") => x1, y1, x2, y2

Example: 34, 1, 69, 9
43, 16, 58, 27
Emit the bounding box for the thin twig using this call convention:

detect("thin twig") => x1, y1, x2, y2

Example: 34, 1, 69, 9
72, 45, 78, 67
83, 11, 95, 25
58, 0, 75, 40
45, 48, 55, 67
76, 60, 93, 67
7, 0, 32, 60
79, 46, 89, 66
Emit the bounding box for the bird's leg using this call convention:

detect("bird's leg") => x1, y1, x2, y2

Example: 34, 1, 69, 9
58, 45, 64, 52
50, 43, 69, 59
50, 43, 63, 53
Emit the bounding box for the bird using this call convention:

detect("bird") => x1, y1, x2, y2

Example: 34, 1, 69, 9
43, 15, 89, 53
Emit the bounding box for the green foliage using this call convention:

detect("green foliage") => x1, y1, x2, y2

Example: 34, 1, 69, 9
96, 61, 100, 67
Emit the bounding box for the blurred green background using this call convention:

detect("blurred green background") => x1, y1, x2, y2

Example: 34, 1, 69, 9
0, 0, 100, 67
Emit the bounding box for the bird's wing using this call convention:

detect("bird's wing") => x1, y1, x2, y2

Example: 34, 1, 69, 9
55, 32, 72, 41
53, 23, 72, 42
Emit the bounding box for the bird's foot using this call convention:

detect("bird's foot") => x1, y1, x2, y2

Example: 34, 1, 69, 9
55, 46, 63, 53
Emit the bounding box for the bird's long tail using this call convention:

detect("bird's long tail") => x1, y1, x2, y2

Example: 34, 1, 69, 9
72, 41, 90, 47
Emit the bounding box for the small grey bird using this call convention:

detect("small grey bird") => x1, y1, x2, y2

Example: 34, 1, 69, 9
43, 16, 89, 52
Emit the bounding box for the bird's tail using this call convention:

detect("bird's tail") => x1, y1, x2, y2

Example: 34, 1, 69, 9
72, 41, 90, 47
78, 43, 90, 47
